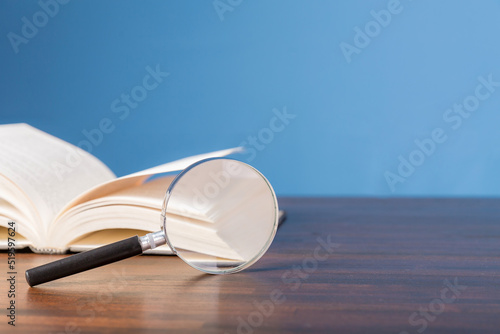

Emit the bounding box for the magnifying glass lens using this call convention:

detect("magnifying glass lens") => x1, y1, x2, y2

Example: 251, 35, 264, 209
163, 159, 278, 274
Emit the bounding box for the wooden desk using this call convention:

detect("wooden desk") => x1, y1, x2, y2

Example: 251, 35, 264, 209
1, 198, 499, 333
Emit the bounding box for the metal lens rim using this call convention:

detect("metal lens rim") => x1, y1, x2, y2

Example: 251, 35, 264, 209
160, 157, 279, 274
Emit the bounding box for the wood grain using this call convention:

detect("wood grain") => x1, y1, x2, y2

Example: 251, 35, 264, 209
1, 198, 499, 333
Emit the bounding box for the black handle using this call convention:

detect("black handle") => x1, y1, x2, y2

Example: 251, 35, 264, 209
25, 235, 143, 287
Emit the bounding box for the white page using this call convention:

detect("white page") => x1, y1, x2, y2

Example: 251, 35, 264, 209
56, 147, 242, 217
0, 124, 116, 233
125, 147, 243, 177
50, 147, 242, 250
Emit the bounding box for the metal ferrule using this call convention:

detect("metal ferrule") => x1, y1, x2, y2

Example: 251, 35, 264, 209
139, 231, 167, 251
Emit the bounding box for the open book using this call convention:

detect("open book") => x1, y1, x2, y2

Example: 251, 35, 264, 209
0, 123, 271, 256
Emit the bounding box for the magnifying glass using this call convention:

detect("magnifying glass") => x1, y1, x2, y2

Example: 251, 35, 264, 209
25, 158, 279, 287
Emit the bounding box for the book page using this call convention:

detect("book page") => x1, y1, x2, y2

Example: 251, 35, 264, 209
0, 175, 41, 243
126, 147, 243, 178
51, 175, 255, 260
0, 124, 116, 234
56, 147, 243, 218
48, 148, 242, 253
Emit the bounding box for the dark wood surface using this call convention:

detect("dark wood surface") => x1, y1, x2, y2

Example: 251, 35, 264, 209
1, 198, 499, 334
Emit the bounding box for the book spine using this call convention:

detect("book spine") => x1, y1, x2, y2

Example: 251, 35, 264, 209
29, 245, 67, 254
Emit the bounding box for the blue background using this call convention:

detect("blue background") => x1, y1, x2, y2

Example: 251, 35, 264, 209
2, 0, 500, 197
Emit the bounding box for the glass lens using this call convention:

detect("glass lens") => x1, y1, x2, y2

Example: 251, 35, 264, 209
161, 158, 278, 274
